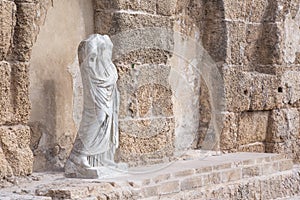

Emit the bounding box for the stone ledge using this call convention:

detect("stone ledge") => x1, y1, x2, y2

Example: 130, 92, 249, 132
0, 152, 298, 199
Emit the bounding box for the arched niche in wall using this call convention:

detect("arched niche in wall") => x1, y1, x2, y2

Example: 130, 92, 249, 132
29, 0, 94, 172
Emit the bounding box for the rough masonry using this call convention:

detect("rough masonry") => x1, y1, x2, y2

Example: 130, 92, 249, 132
0, 0, 300, 178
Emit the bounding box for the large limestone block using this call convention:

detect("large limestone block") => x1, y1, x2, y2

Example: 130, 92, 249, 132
0, 125, 33, 176
0, 147, 13, 179
118, 64, 171, 119
114, 49, 172, 65
244, 0, 294, 23
223, 0, 247, 21
238, 143, 265, 152
201, 20, 227, 63
245, 0, 268, 23
0, 61, 13, 124
237, 111, 269, 146
94, 0, 156, 14
95, 12, 173, 35
11, 62, 30, 123
0, 0, 16, 61
12, 2, 38, 61
156, 0, 177, 16
224, 69, 280, 112
244, 22, 284, 69
244, 24, 262, 66
202, 1, 224, 21
116, 64, 174, 166
226, 22, 246, 65
267, 108, 299, 143
266, 108, 299, 160
118, 118, 175, 166
220, 112, 238, 152
281, 71, 300, 106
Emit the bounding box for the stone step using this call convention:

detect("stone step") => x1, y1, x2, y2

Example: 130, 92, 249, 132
1, 153, 298, 200
118, 153, 295, 199
143, 166, 300, 200
120, 152, 293, 188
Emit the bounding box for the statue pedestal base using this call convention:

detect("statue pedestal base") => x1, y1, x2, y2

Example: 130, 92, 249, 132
65, 160, 127, 179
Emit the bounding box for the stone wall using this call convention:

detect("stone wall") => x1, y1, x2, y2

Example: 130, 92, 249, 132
0, 0, 50, 178
94, 0, 300, 164
219, 0, 300, 163
0, 0, 300, 178
29, 0, 94, 172
94, 0, 176, 166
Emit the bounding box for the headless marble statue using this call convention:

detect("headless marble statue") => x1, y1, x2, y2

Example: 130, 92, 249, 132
65, 34, 124, 178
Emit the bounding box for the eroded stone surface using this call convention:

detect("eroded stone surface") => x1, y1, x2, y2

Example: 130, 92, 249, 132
1, 0, 300, 181
11, 62, 30, 124
0, 0, 16, 61
0, 61, 12, 125
12, 2, 39, 61
0, 125, 33, 176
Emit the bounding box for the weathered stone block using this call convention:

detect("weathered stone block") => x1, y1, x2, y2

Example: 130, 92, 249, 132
220, 112, 238, 151
11, 62, 30, 123
118, 64, 172, 119
173, 169, 195, 178
12, 2, 38, 61
224, 0, 246, 20
258, 23, 284, 66
223, 69, 250, 112
244, 23, 284, 68
152, 173, 171, 184
224, 69, 279, 112
0, 0, 16, 60
202, 172, 221, 185
221, 168, 242, 182
213, 163, 231, 171
265, 141, 298, 160
226, 22, 246, 65
246, 0, 292, 23
114, 49, 171, 66
242, 165, 261, 178
141, 185, 158, 198
201, 20, 227, 63
202, 1, 225, 21
278, 159, 293, 171
95, 12, 173, 35
280, 71, 300, 106
0, 147, 13, 179
237, 111, 269, 145
94, 0, 156, 14
117, 117, 175, 165
94, 11, 114, 35
238, 143, 265, 153
158, 180, 180, 195
261, 162, 278, 175
156, 0, 177, 16
195, 166, 212, 174
266, 108, 299, 143
176, 0, 192, 15
245, 0, 268, 23
266, 108, 300, 161
180, 176, 202, 191
247, 73, 279, 110
0, 61, 13, 124
0, 125, 33, 176
244, 24, 262, 66
119, 118, 174, 138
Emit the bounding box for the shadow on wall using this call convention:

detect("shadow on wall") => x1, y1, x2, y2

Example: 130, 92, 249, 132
29, 80, 57, 171
184, 0, 227, 149
29, 0, 94, 172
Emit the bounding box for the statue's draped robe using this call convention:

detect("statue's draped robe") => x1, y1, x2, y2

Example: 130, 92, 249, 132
72, 35, 119, 166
